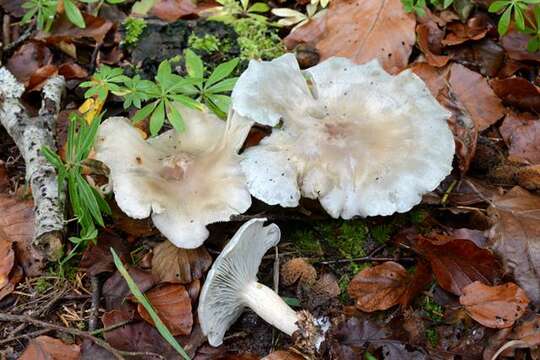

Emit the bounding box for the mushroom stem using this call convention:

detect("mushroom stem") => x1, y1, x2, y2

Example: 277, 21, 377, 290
242, 281, 299, 336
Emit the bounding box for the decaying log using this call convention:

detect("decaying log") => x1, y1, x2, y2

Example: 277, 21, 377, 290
0, 67, 65, 260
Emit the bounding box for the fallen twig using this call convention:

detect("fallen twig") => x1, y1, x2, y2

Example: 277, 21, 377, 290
316, 256, 415, 265
89, 276, 101, 331
0, 313, 165, 359
0, 68, 65, 260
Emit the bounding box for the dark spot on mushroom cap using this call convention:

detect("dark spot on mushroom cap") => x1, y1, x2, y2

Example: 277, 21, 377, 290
136, 156, 142, 164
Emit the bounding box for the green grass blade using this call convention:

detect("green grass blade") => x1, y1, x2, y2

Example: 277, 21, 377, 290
110, 249, 191, 360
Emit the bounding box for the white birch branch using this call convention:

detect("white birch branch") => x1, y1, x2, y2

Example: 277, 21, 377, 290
0, 67, 65, 260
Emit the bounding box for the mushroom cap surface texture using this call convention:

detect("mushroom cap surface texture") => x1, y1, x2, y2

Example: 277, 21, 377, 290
198, 218, 280, 346
94, 107, 252, 248
232, 54, 455, 218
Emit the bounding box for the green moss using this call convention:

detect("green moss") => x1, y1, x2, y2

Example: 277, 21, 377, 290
123, 18, 147, 46
331, 221, 368, 259
34, 277, 52, 294
425, 328, 439, 346
422, 295, 444, 322
291, 229, 324, 256
233, 19, 285, 61
188, 33, 221, 53
370, 224, 393, 244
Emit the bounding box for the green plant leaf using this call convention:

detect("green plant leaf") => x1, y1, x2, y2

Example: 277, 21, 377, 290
149, 101, 165, 136
110, 248, 191, 360
248, 2, 270, 12
488, 0, 509, 12
133, 101, 158, 123
165, 101, 186, 132
514, 7, 526, 31
206, 77, 238, 93
498, 6, 512, 35
64, 0, 86, 28
76, 173, 105, 227
41, 146, 64, 170
207, 94, 231, 114
185, 49, 205, 81
205, 58, 239, 88
443, 0, 454, 8
169, 95, 203, 110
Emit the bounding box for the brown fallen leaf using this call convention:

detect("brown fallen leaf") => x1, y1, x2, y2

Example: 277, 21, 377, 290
515, 164, 540, 190
491, 77, 540, 113
446, 63, 505, 131
0, 194, 44, 276
19, 336, 80, 360
299, 0, 416, 74
0, 238, 14, 290
58, 63, 88, 79
102, 309, 179, 358
27, 64, 59, 92
412, 62, 504, 172
460, 281, 529, 329
262, 351, 305, 359
499, 112, 540, 165
6, 41, 53, 87
348, 261, 408, 312
283, 15, 327, 50
137, 284, 193, 336
487, 186, 540, 305
441, 14, 491, 46
150, 0, 198, 21
281, 258, 317, 286
448, 39, 505, 77
79, 232, 130, 276
103, 266, 156, 310
416, 22, 450, 67
151, 241, 212, 284
398, 260, 432, 307
110, 201, 156, 238
501, 30, 540, 63
411, 235, 501, 296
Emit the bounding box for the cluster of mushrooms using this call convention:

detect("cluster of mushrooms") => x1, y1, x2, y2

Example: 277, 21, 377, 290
95, 54, 455, 350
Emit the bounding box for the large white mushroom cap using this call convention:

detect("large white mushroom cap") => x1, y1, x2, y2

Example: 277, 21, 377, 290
233, 54, 455, 218
94, 107, 252, 248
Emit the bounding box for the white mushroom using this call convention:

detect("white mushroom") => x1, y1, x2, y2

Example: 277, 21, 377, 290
94, 107, 252, 248
232, 54, 455, 218
199, 218, 311, 347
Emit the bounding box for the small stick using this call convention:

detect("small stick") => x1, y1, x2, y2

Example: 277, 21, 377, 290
0, 328, 52, 346
316, 256, 415, 265
88, 276, 101, 332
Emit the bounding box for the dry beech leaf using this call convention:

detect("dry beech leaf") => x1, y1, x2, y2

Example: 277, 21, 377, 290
295, 0, 416, 74
412, 235, 501, 296
460, 281, 529, 329
262, 351, 305, 359
79, 232, 130, 276
441, 14, 490, 46
490, 77, 540, 113
102, 309, 179, 358
0, 238, 14, 290
516, 165, 540, 191
6, 41, 53, 87
448, 39, 505, 77
283, 15, 327, 50
416, 22, 450, 67
152, 241, 212, 284
19, 336, 80, 360
110, 201, 156, 238
488, 186, 540, 305
499, 112, 540, 165
103, 266, 156, 310
0, 194, 44, 276
150, 0, 198, 21
137, 284, 193, 336
347, 261, 408, 312
281, 258, 317, 286
501, 30, 540, 63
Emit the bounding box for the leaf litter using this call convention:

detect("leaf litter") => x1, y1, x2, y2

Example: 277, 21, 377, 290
0, 0, 539, 357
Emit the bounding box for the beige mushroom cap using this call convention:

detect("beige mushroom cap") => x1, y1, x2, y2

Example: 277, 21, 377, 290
95, 107, 252, 248
233, 54, 455, 218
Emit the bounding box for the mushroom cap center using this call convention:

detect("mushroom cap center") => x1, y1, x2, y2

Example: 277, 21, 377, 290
159, 153, 194, 180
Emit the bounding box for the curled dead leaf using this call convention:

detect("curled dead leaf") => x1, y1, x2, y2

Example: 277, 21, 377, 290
460, 281, 529, 329
6, 41, 53, 88
289, 0, 416, 74
442, 14, 491, 46
151, 241, 212, 284
0, 238, 14, 290
411, 235, 501, 296
137, 283, 193, 336
150, 0, 198, 22
347, 261, 408, 312
19, 336, 80, 360
487, 186, 540, 305
499, 112, 540, 165
0, 194, 44, 276
416, 22, 450, 67
281, 258, 317, 286
490, 77, 540, 113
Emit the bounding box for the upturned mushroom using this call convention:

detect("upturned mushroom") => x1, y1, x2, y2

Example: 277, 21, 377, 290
198, 218, 323, 348
94, 107, 252, 248
232, 54, 455, 218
